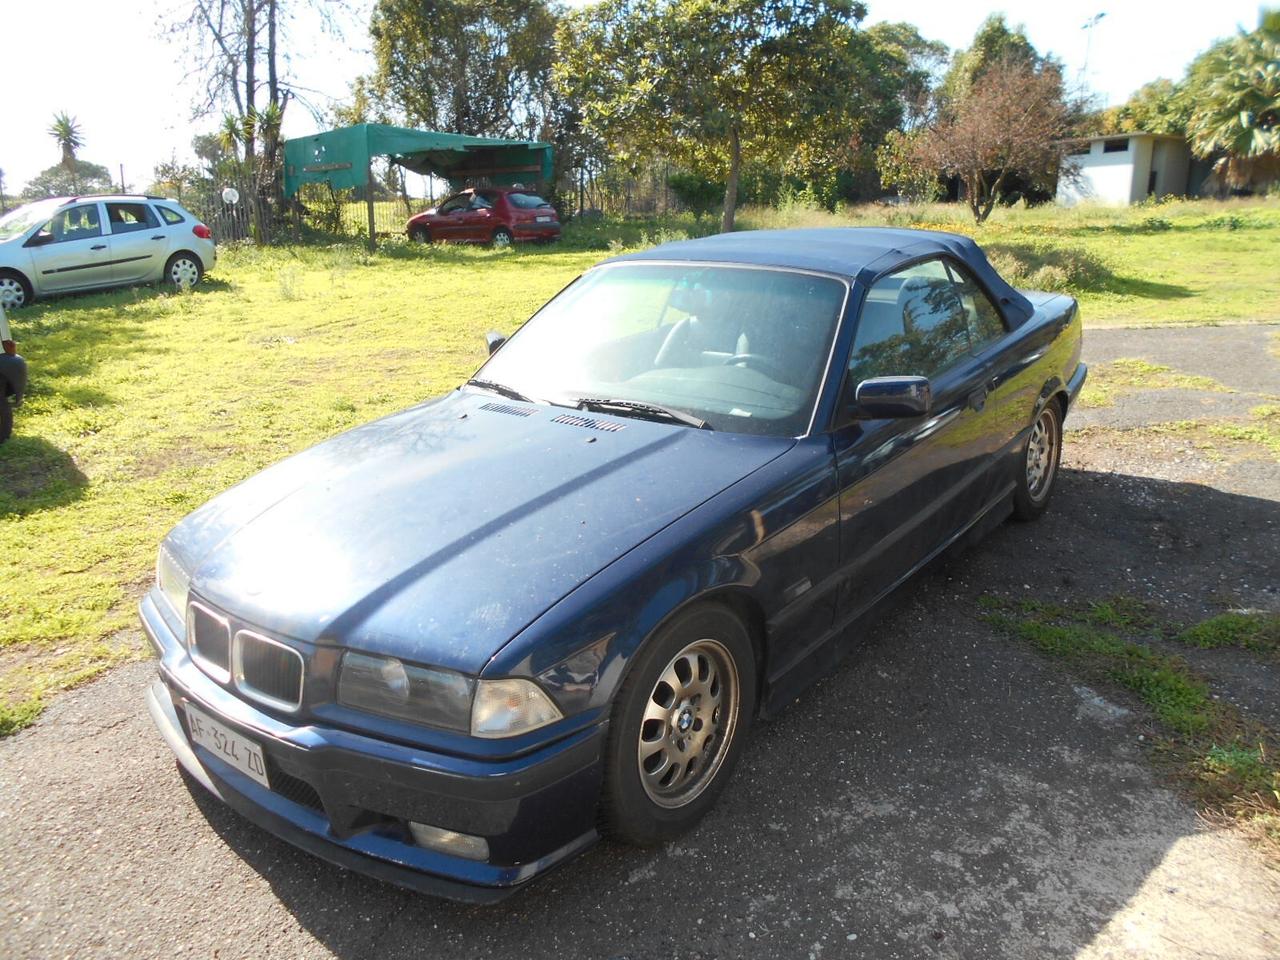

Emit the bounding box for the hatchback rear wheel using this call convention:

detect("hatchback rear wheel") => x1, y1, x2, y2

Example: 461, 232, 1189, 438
491, 227, 513, 248
165, 253, 203, 291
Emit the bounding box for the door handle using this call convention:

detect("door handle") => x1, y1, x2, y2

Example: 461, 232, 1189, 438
151, 235, 165, 240
91, 244, 107, 250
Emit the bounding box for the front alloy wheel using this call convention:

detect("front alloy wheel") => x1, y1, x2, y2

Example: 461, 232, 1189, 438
603, 604, 756, 845
638, 639, 740, 809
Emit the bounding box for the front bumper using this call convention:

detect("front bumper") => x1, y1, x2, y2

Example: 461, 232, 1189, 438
140, 593, 604, 902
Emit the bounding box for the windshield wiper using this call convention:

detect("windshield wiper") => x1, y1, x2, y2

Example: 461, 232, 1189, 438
574, 397, 711, 430
466, 378, 535, 404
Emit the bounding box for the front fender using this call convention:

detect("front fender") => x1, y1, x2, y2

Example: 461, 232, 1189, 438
0, 353, 27, 407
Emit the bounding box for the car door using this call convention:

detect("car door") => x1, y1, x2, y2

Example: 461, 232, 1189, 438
24, 202, 113, 293
431, 194, 471, 240
105, 201, 167, 283
831, 258, 997, 628
458, 192, 496, 241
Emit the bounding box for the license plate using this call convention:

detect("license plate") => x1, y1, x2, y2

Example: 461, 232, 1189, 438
185, 703, 270, 788
536, 215, 552, 223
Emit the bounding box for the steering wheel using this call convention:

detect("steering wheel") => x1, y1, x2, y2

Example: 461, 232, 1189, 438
721, 352, 787, 382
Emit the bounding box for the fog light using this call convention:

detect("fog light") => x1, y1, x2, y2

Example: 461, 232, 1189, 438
408, 822, 490, 861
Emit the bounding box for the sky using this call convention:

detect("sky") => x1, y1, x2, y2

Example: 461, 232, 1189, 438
0, 0, 1268, 199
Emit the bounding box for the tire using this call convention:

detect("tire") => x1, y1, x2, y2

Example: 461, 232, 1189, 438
491, 227, 513, 249
1012, 399, 1063, 521
408, 225, 430, 243
601, 603, 757, 845
0, 270, 33, 310
0, 396, 12, 444
164, 252, 203, 291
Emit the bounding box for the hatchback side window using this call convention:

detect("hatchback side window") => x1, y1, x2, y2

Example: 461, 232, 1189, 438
438, 195, 469, 214
37, 204, 103, 244
107, 202, 160, 234
944, 261, 1006, 350
848, 259, 971, 384
156, 205, 185, 225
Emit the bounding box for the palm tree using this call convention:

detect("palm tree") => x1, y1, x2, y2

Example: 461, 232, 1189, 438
1186, 11, 1280, 191
48, 111, 85, 191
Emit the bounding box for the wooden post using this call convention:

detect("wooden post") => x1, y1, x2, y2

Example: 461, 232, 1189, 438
366, 161, 377, 253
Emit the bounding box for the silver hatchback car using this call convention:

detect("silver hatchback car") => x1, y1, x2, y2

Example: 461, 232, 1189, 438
0, 195, 217, 309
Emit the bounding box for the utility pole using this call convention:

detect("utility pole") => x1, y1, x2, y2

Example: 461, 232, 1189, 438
1080, 12, 1106, 90
119, 164, 126, 194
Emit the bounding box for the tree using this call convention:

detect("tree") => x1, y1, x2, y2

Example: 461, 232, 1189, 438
21, 161, 115, 200
47, 112, 85, 192
914, 58, 1074, 223
558, 0, 893, 232
1184, 10, 1280, 191
1098, 78, 1191, 136
866, 22, 949, 131
369, 0, 559, 138
938, 14, 1040, 107
875, 130, 940, 202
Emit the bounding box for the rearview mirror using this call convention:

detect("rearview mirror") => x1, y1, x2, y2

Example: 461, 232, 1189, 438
485, 330, 507, 355
853, 376, 932, 418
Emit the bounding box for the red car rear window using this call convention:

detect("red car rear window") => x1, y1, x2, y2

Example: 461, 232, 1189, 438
507, 193, 552, 210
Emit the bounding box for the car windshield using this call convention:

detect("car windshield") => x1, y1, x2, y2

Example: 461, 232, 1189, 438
477, 263, 847, 437
0, 199, 66, 242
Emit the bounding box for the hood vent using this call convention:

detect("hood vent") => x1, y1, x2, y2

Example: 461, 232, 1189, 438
479, 402, 536, 418
550, 413, 626, 433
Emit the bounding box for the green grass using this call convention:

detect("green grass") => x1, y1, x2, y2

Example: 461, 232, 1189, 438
1078, 358, 1233, 409
1179, 612, 1280, 655
984, 596, 1280, 856
1, 198, 1278, 733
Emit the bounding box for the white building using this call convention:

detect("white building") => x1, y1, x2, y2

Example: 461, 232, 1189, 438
1057, 133, 1193, 206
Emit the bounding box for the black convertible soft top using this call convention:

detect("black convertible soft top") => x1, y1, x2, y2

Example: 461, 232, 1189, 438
608, 227, 1036, 329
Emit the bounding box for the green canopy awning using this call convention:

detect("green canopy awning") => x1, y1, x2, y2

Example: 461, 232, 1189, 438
283, 123, 553, 197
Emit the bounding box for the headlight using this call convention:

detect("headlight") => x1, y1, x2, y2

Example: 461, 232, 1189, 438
470, 678, 563, 738
336, 652, 563, 738
337, 652, 474, 732
156, 543, 190, 621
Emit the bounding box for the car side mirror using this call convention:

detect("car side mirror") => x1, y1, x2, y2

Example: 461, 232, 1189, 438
485, 330, 507, 355
851, 376, 932, 418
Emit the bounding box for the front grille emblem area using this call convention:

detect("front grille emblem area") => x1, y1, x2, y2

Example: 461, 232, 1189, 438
187, 601, 232, 683
233, 630, 305, 712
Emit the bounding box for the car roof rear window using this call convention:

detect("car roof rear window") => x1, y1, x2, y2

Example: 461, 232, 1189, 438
507, 193, 551, 209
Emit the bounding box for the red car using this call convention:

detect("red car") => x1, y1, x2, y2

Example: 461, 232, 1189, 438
406, 187, 560, 247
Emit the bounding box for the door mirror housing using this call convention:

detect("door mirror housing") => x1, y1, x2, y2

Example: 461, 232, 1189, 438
485, 330, 507, 355
851, 376, 932, 418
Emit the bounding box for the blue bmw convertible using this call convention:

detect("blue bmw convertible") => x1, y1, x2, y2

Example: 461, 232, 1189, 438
142, 227, 1086, 901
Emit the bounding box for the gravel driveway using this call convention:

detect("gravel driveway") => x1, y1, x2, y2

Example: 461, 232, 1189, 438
2, 325, 1278, 960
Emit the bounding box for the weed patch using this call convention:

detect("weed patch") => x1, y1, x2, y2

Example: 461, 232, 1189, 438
983, 595, 1280, 857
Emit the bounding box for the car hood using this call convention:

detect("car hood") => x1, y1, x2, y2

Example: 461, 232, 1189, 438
168, 390, 792, 673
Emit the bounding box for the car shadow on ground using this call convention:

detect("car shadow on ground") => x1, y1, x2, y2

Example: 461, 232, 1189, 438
0, 434, 87, 514
184, 467, 1280, 959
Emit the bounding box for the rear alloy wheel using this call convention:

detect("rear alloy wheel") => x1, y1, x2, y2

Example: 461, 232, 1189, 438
491, 227, 513, 249
165, 253, 203, 291
409, 225, 430, 243
0, 271, 32, 310
1013, 401, 1063, 520
602, 604, 756, 845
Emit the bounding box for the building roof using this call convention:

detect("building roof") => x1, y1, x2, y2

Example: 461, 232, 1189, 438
607, 227, 1037, 327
